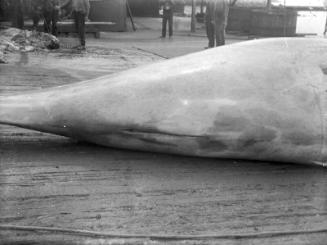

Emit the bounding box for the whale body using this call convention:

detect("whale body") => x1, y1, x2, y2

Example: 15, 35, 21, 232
1, 38, 327, 165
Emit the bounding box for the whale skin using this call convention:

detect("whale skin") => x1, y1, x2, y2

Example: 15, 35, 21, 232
1, 38, 327, 166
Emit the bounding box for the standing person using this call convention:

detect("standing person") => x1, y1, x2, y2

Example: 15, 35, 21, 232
0, 0, 4, 20
205, 0, 229, 48
12, 0, 24, 29
161, 0, 174, 38
61, 0, 90, 50
205, 0, 216, 48
31, 0, 43, 31
43, 0, 60, 36
215, 0, 229, 46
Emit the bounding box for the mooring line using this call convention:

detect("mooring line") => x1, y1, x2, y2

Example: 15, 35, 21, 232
0, 224, 326, 241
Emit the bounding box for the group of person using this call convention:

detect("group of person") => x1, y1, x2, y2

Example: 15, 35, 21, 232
160, 0, 236, 48
7, 0, 234, 51
8, 0, 90, 50
31, 0, 60, 36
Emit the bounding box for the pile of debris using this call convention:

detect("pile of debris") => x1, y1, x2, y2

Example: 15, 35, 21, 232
0, 28, 60, 63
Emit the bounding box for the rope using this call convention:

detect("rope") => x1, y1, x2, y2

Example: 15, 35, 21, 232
0, 224, 326, 241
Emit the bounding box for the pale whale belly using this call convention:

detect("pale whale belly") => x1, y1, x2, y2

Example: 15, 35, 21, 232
80, 129, 322, 164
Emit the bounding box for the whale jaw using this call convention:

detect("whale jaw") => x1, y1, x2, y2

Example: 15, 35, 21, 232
74, 127, 322, 165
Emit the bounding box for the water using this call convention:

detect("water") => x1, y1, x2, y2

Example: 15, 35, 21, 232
272, 0, 325, 7
296, 11, 327, 36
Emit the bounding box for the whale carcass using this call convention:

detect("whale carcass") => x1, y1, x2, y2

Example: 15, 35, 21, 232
1, 38, 327, 165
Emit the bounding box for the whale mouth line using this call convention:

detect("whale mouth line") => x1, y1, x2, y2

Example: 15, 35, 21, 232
121, 128, 201, 138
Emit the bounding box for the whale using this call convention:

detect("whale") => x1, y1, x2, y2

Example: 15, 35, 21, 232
1, 38, 327, 166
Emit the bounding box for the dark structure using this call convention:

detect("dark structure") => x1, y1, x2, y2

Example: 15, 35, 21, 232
89, 0, 127, 31
226, 6, 298, 37
250, 8, 297, 37
226, 7, 253, 33
128, 0, 160, 17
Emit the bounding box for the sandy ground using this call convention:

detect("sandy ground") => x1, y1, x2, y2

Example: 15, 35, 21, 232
0, 24, 327, 244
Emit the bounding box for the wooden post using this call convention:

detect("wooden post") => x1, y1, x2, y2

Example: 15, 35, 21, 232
126, 1, 136, 31
191, 0, 196, 32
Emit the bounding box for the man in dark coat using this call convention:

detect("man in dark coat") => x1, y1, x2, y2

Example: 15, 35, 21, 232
61, 0, 90, 50
161, 0, 174, 38
205, 0, 230, 48
12, 0, 24, 29
30, 0, 43, 30
43, 0, 60, 36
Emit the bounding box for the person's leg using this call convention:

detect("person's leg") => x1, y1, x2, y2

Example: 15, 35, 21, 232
51, 10, 59, 36
13, 0, 24, 29
222, 21, 227, 45
168, 13, 173, 37
78, 12, 86, 47
17, 14, 24, 28
215, 23, 225, 46
17, 1, 24, 29
43, 11, 51, 33
206, 21, 215, 48
205, 19, 210, 43
32, 12, 40, 30
73, 11, 79, 33
162, 15, 167, 37
72, 11, 81, 47
74, 11, 84, 47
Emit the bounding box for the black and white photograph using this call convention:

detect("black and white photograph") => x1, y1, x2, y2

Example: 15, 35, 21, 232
0, 0, 327, 244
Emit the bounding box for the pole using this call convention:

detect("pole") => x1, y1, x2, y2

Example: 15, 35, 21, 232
267, 0, 272, 10
191, 0, 196, 32
126, 1, 136, 31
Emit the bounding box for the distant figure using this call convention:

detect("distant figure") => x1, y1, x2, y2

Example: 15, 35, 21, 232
0, 0, 4, 20
61, 0, 90, 50
43, 0, 60, 36
160, 0, 174, 38
205, 0, 229, 48
12, 0, 24, 29
31, 0, 43, 30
